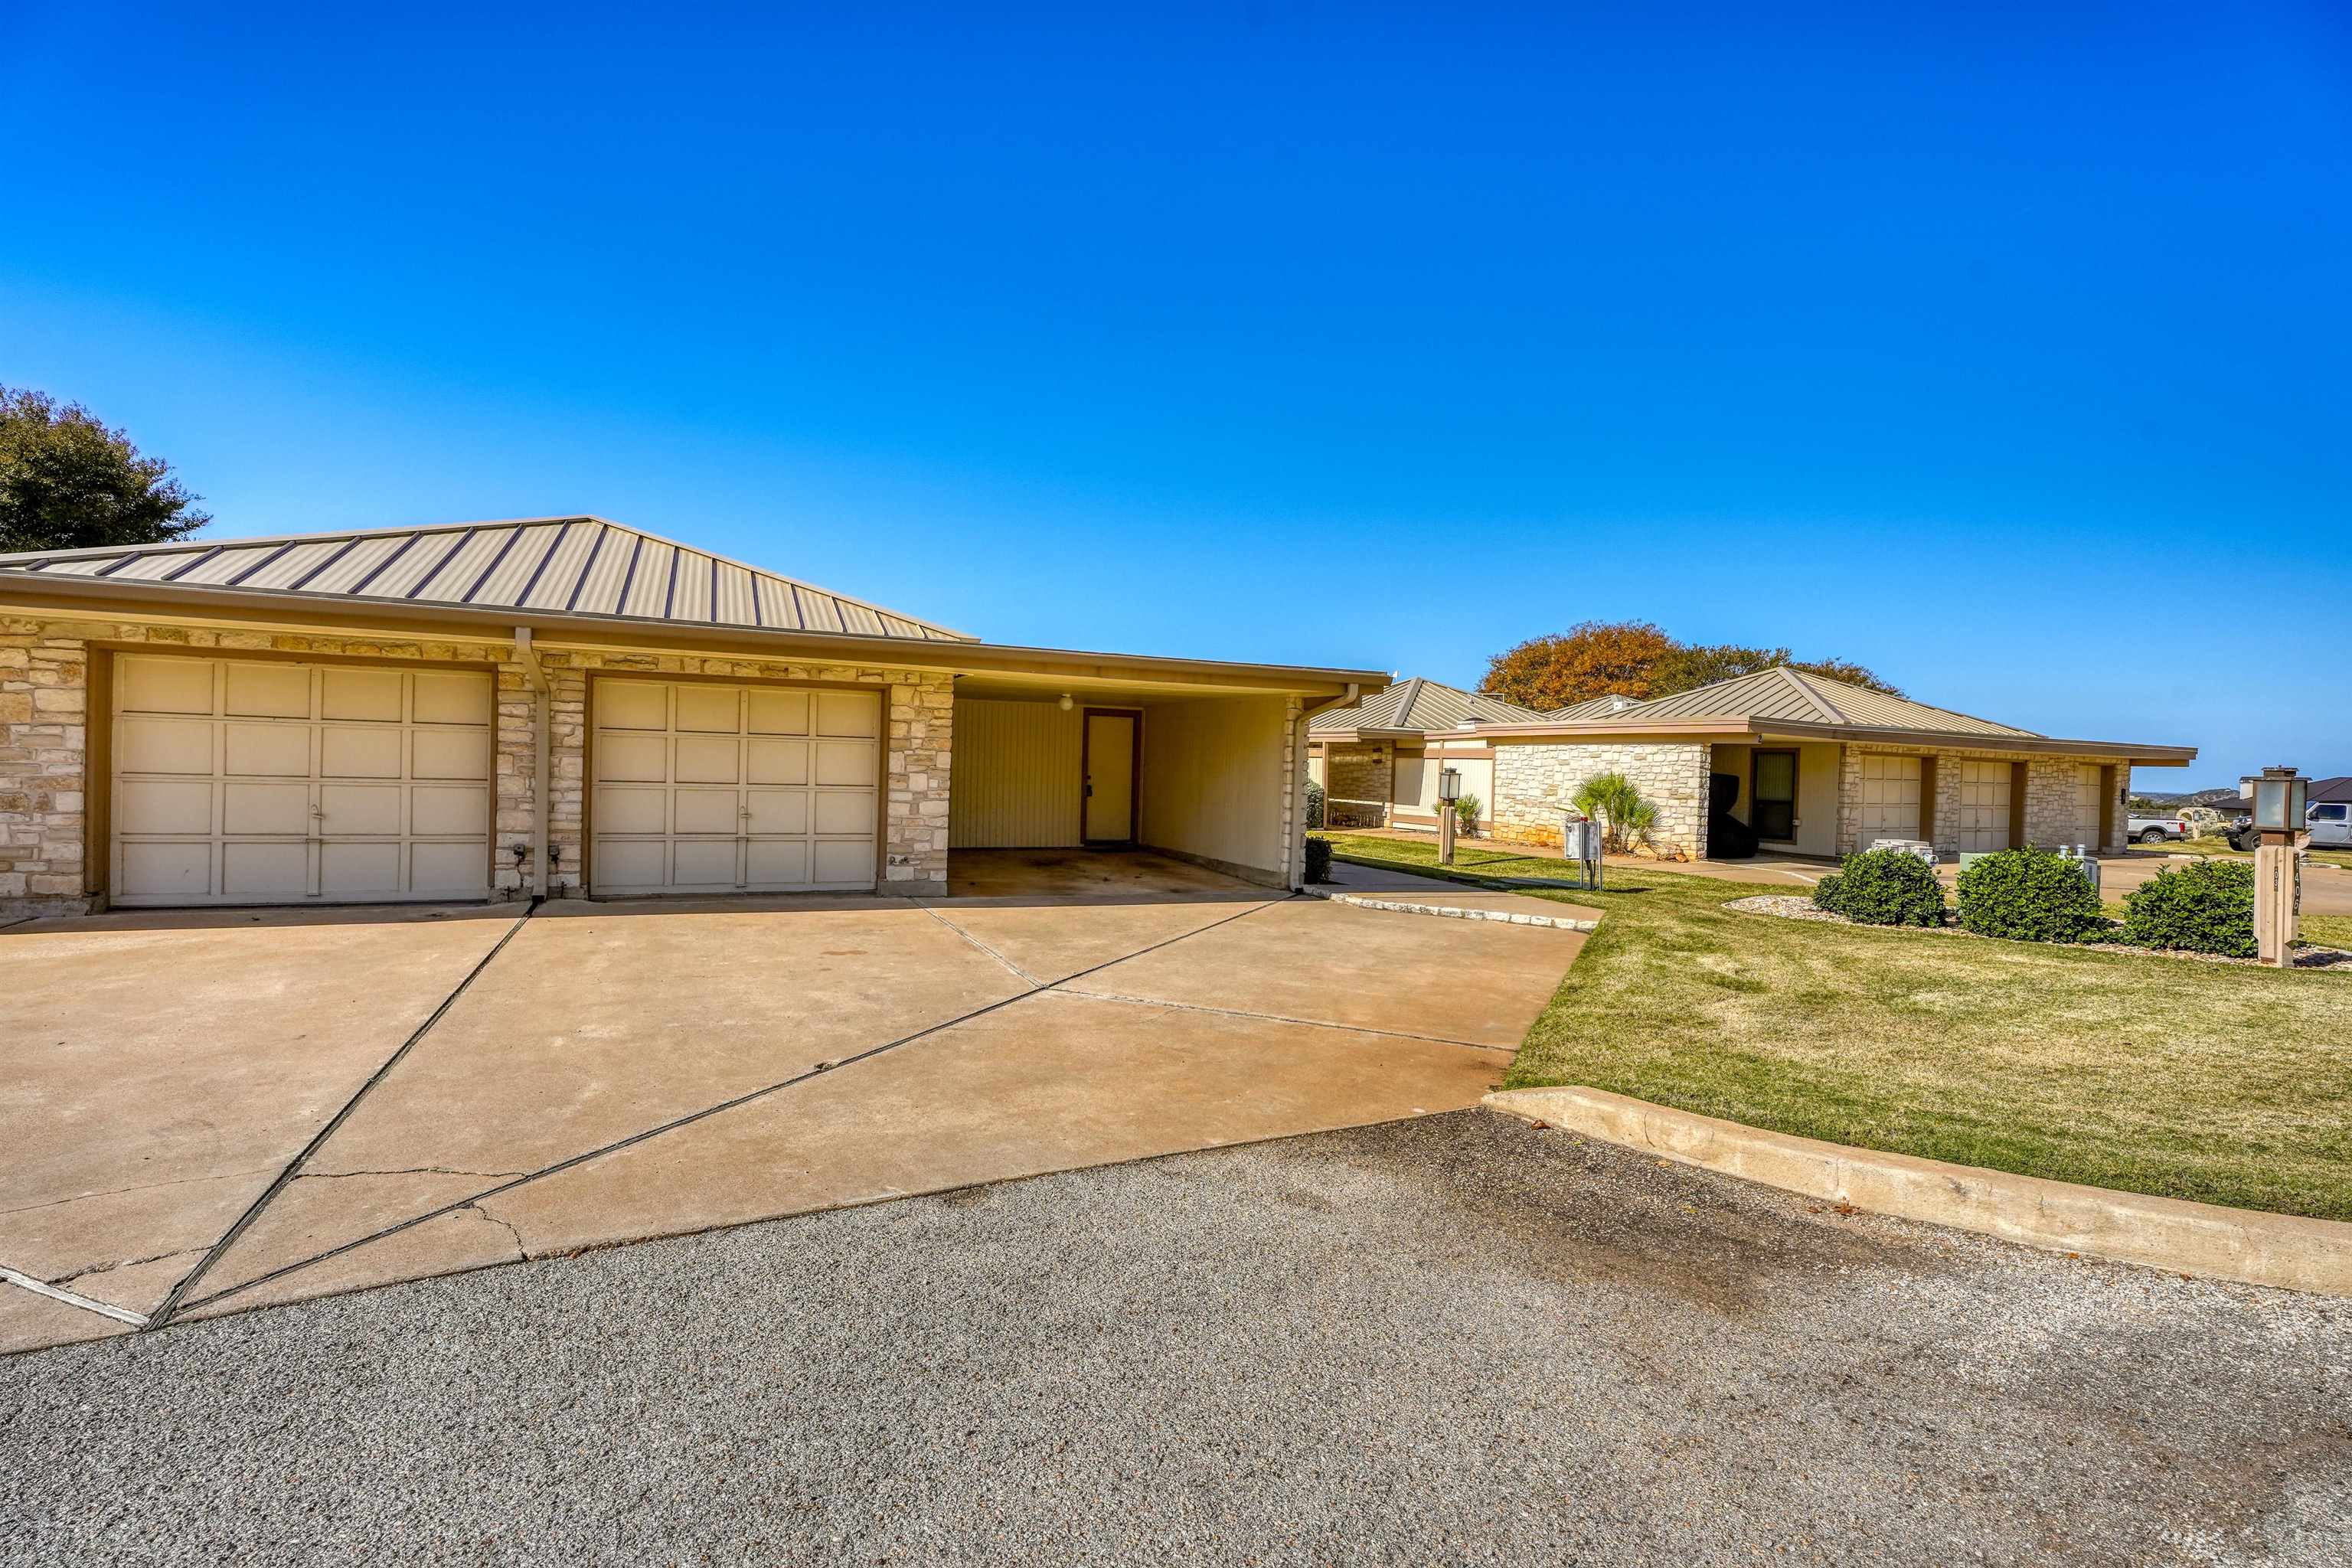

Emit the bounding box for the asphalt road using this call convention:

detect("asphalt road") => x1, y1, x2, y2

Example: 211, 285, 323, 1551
4, 1110, 2346, 1566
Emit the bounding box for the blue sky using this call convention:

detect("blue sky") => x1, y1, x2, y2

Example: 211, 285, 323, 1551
5, 4, 2346, 789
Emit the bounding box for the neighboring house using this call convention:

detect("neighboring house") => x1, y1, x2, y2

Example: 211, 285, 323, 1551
1468, 666, 2196, 861
0, 519, 1383, 917
1307, 678, 1546, 833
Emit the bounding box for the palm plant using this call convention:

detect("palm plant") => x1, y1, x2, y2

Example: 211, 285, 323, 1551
1571, 772, 1655, 854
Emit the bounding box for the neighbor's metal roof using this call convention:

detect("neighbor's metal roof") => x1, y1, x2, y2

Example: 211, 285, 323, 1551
1601, 666, 2039, 737
0, 517, 975, 642
1311, 677, 1547, 735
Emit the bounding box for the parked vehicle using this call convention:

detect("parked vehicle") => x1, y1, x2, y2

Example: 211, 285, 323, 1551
2126, 813, 2189, 844
2308, 800, 2351, 848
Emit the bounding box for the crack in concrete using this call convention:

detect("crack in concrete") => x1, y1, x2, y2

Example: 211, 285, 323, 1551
49, 1247, 206, 1287
459, 1202, 530, 1263
0, 1168, 279, 1219
301, 1167, 528, 1183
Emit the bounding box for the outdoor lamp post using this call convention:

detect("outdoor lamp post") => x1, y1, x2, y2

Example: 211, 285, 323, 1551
1437, 766, 1463, 866
2249, 766, 2308, 966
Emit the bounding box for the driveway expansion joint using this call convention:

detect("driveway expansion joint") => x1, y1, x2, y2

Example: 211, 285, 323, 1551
0, 1264, 149, 1328
146, 898, 544, 1329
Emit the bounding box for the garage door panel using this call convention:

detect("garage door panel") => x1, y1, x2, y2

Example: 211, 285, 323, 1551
411, 727, 489, 782
118, 842, 211, 900
670, 840, 740, 887
596, 733, 667, 783
673, 734, 740, 784
319, 841, 402, 897
747, 737, 808, 785
320, 726, 403, 779
112, 655, 494, 907
223, 782, 312, 836
224, 724, 312, 778
812, 840, 875, 884
1857, 756, 1922, 846
224, 663, 311, 719
594, 786, 668, 835
413, 672, 491, 725
592, 839, 667, 891
1957, 761, 2011, 853
672, 789, 741, 835
591, 679, 877, 895
746, 792, 808, 835
115, 779, 213, 835
119, 655, 217, 715
745, 840, 810, 886
597, 681, 668, 730
412, 785, 488, 837
319, 783, 403, 836
813, 791, 875, 835
220, 841, 309, 897
411, 841, 490, 894
320, 668, 403, 722
116, 717, 215, 775
813, 740, 874, 786
747, 690, 809, 735
674, 686, 740, 733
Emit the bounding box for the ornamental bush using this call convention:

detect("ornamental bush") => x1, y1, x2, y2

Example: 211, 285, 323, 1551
1305, 778, 1326, 831
1304, 833, 1334, 884
1572, 772, 1657, 854
1955, 848, 2105, 943
1814, 848, 1947, 927
2121, 858, 2256, 957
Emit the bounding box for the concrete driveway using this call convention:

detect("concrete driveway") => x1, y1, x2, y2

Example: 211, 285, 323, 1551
1, 851, 1583, 1354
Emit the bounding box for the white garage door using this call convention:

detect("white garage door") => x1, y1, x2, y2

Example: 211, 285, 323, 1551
1855, 755, 1922, 848
110, 655, 493, 907
591, 679, 880, 896
1955, 760, 2011, 853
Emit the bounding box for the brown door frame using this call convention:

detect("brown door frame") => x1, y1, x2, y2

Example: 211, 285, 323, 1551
1080, 707, 1143, 847
1751, 747, 1800, 843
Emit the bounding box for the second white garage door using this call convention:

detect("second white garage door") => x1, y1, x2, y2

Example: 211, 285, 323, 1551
1955, 760, 2012, 853
590, 679, 880, 896
1854, 754, 1922, 848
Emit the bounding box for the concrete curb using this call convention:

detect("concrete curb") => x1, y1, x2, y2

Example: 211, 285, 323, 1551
1301, 887, 1596, 932
1484, 1085, 2352, 1297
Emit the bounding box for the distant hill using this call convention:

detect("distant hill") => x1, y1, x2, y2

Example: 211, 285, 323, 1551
2133, 786, 2248, 808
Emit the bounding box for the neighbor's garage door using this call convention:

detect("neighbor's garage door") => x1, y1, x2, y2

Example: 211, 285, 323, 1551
110, 655, 493, 906
1855, 755, 1922, 848
590, 679, 880, 896
1955, 760, 2011, 853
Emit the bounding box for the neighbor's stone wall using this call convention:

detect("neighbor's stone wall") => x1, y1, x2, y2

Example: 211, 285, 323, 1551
1322, 740, 1393, 829
0, 612, 956, 916
1490, 740, 1708, 860
1838, 743, 2127, 858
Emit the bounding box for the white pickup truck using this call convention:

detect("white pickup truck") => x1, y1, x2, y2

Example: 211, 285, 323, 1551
2125, 812, 2190, 844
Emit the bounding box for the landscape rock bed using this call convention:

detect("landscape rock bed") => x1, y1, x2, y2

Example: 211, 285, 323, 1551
1725, 894, 2352, 970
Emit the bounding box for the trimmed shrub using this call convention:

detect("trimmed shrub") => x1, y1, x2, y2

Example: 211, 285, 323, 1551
1453, 792, 1481, 834
1955, 848, 2104, 943
2121, 858, 2256, 957
1304, 833, 1334, 884
1305, 777, 1326, 831
1814, 848, 1947, 927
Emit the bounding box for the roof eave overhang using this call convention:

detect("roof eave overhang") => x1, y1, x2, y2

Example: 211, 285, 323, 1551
1472, 714, 2197, 765
0, 574, 1383, 697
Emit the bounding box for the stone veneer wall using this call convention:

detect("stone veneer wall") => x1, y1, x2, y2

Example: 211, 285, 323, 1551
1837, 743, 2128, 858
1490, 740, 1709, 859
0, 612, 956, 917
1321, 740, 1393, 829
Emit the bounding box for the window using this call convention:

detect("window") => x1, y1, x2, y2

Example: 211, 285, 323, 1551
1753, 750, 1798, 841
2311, 803, 2349, 823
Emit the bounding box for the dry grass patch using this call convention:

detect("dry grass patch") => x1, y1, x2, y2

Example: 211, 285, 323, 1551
1328, 835, 2352, 1220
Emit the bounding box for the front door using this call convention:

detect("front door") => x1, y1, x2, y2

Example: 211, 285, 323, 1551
1752, 750, 1798, 843
1083, 710, 1138, 844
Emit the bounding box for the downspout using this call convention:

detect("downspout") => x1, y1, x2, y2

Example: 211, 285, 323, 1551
514, 626, 554, 898
1290, 684, 1359, 889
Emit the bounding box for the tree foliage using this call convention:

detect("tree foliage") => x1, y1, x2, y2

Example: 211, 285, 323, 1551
0, 387, 210, 555
1480, 621, 1901, 710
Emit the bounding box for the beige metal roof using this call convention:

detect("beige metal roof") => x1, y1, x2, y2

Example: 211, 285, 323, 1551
0, 517, 975, 642
1545, 694, 1640, 720
1311, 677, 1547, 736
1602, 666, 2040, 737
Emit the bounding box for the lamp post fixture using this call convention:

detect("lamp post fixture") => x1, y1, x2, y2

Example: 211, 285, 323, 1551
2248, 765, 2308, 966
1436, 766, 1463, 866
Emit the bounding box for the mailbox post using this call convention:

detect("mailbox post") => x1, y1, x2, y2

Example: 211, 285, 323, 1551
2248, 766, 2308, 966
1436, 766, 1463, 866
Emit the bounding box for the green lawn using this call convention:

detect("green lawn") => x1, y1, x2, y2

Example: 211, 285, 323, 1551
1324, 833, 2352, 1221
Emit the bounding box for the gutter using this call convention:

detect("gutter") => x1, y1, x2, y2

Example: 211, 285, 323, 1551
514, 626, 554, 897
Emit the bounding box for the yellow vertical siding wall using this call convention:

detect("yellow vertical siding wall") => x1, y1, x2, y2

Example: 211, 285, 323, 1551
1713, 740, 1841, 858
1139, 694, 1285, 877
949, 697, 1083, 848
